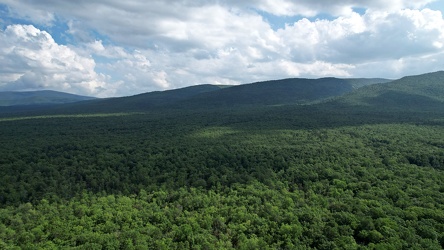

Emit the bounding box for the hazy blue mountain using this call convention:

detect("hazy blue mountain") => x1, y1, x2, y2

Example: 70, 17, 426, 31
0, 90, 96, 106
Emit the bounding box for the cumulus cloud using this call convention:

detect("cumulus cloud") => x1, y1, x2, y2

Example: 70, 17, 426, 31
81, 40, 174, 96
1, 0, 436, 22
0, 24, 107, 96
224, 0, 436, 16
0, 1, 443, 97
278, 9, 444, 63
2, 0, 436, 49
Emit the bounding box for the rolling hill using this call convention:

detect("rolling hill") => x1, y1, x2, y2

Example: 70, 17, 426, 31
49, 77, 389, 114
333, 71, 444, 111
66, 84, 228, 113
0, 90, 96, 106
1, 71, 444, 249
2, 71, 444, 116
178, 77, 390, 108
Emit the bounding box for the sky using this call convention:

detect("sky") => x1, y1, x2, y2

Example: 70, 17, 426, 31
0, 0, 444, 97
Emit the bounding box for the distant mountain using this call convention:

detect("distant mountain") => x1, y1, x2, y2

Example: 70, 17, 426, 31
178, 77, 390, 108
4, 70, 444, 115
64, 84, 228, 113
0, 90, 96, 106
63, 77, 388, 113
335, 71, 444, 111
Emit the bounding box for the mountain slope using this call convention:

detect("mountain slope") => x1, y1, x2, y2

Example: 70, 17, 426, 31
63, 84, 228, 113
68, 77, 388, 114
5, 71, 444, 116
335, 71, 444, 111
178, 77, 390, 108
0, 90, 96, 106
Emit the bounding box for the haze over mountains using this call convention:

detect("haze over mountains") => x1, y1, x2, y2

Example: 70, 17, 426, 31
0, 90, 96, 106
1, 71, 444, 115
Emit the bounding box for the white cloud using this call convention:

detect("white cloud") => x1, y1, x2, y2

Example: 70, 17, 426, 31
276, 9, 444, 64
277, 60, 353, 77
0, 1, 443, 97
0, 24, 107, 96
1, 0, 55, 25
3, 0, 435, 49
191, 0, 436, 16
350, 52, 444, 78
83, 42, 173, 96
243, 0, 436, 16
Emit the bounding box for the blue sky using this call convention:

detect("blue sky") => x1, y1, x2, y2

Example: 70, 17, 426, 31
0, 0, 444, 97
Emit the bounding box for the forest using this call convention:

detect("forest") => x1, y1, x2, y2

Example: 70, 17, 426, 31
0, 72, 444, 249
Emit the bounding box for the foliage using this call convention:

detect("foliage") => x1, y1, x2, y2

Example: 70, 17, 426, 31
0, 108, 443, 249
1, 71, 444, 248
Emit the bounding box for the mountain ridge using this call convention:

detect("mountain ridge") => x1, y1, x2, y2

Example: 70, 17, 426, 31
0, 90, 96, 106
176, 77, 390, 108
2, 71, 444, 116
53, 77, 390, 113
333, 71, 444, 111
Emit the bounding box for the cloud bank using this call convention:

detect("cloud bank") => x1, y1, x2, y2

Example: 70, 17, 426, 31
0, 24, 106, 95
0, 0, 443, 97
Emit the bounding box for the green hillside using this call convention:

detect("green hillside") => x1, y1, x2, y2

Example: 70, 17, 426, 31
0, 72, 443, 249
174, 77, 389, 108
335, 71, 444, 111
0, 85, 227, 116
0, 90, 96, 106
48, 77, 387, 114
79, 84, 228, 112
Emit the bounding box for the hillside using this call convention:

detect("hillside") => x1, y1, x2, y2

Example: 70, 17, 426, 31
0, 71, 443, 249
72, 84, 228, 112
178, 77, 390, 108
19, 77, 388, 115
0, 90, 96, 106
334, 71, 444, 111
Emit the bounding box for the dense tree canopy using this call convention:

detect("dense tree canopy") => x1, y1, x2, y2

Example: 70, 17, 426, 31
2, 72, 444, 249
0, 105, 443, 249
